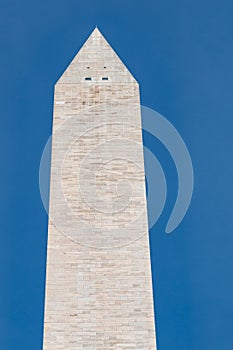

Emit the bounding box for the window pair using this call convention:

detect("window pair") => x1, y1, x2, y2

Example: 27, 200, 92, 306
85, 77, 109, 81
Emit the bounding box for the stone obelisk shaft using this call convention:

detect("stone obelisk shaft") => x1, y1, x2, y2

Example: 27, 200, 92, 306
43, 28, 157, 349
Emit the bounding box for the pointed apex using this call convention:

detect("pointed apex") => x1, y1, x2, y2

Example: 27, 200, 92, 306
88, 26, 103, 38
85, 27, 108, 43
56, 28, 137, 85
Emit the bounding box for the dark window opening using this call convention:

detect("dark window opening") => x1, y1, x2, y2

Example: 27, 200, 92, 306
102, 77, 109, 81
87, 66, 90, 69
104, 66, 107, 68
85, 77, 92, 81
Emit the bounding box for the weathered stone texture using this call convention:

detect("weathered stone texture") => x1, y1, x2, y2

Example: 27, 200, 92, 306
43, 28, 157, 349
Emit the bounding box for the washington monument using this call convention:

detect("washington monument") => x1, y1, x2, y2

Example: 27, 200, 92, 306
43, 28, 157, 349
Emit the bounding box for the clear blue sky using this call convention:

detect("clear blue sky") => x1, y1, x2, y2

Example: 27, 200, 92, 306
1, 0, 233, 349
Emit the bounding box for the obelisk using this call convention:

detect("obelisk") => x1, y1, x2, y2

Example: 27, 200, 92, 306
43, 28, 157, 349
